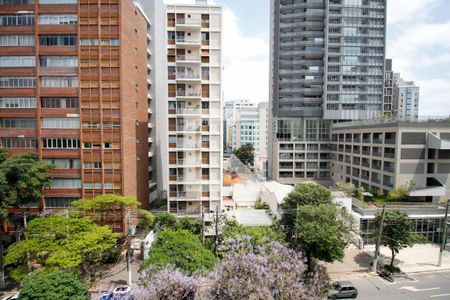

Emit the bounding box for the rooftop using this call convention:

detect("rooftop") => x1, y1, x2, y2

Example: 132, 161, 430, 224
333, 116, 450, 130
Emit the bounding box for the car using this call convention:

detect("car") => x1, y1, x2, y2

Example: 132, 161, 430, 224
1, 292, 20, 300
328, 281, 358, 299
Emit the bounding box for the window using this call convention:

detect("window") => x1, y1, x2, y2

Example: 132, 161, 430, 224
0, 0, 33, 4
43, 158, 80, 169
0, 118, 36, 128
0, 137, 36, 148
83, 162, 102, 169
0, 97, 36, 108
41, 76, 78, 87
101, 39, 119, 46
42, 138, 80, 149
39, 35, 77, 46
0, 15, 34, 26
84, 182, 114, 189
0, 77, 35, 88
39, 14, 77, 25
41, 97, 78, 108
80, 39, 98, 46
167, 31, 175, 40
42, 118, 80, 129
0, 35, 34, 46
0, 56, 35, 67
82, 122, 100, 129
201, 32, 209, 41
38, 0, 76, 3
44, 197, 76, 208
50, 179, 81, 188
103, 122, 120, 129
40, 56, 77, 67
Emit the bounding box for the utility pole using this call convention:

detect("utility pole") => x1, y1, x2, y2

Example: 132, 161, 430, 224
214, 209, 219, 257
201, 205, 205, 246
372, 204, 386, 273
126, 210, 132, 286
438, 200, 449, 267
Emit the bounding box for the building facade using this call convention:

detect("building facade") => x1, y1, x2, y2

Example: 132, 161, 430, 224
331, 118, 450, 203
270, 0, 387, 185
0, 0, 150, 209
393, 73, 419, 121
165, 0, 223, 216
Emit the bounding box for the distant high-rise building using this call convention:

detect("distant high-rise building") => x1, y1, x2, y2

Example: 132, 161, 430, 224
393, 74, 419, 121
164, 0, 223, 216
383, 58, 394, 114
0, 0, 151, 208
270, 0, 387, 185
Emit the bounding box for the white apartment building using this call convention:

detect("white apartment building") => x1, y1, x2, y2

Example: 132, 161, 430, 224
165, 0, 223, 216
394, 74, 419, 121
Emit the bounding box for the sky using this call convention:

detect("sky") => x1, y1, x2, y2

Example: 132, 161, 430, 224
164, 0, 450, 116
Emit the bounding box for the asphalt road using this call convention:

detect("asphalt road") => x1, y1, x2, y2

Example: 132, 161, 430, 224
348, 270, 450, 300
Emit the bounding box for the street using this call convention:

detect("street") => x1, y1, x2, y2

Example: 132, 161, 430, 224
349, 270, 450, 300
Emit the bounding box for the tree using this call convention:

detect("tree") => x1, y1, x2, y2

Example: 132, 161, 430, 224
374, 210, 415, 267
233, 143, 254, 165
281, 183, 332, 228
153, 212, 178, 231
4, 215, 119, 282
219, 219, 285, 253
336, 182, 355, 197
19, 270, 88, 300
295, 204, 353, 269
132, 267, 204, 300
0, 151, 52, 222
144, 229, 216, 274
209, 238, 330, 299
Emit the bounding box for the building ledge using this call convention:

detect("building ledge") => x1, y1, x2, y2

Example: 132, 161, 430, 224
428, 132, 450, 150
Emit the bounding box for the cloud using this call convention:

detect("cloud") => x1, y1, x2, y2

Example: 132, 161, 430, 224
163, 0, 269, 103
388, 0, 450, 116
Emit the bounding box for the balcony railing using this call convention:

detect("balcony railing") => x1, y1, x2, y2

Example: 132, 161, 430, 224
176, 90, 201, 97
177, 108, 201, 114
176, 37, 201, 44
177, 72, 200, 80
177, 191, 201, 199
176, 18, 201, 26
176, 125, 201, 132
176, 55, 200, 62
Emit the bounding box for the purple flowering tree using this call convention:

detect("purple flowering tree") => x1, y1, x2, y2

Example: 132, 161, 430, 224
208, 236, 330, 299
131, 266, 205, 300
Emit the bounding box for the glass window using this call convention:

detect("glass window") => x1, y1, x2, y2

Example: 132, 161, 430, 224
39, 35, 77, 46
38, 0, 76, 3
0, 35, 34, 46
0, 137, 36, 148
40, 56, 77, 67
41, 97, 78, 108
43, 158, 80, 169
0, 118, 36, 128
40, 76, 78, 87
0, 0, 34, 4
0, 56, 35, 67
0, 15, 34, 26
44, 197, 76, 208
50, 179, 81, 188
0, 97, 36, 108
39, 14, 77, 25
80, 39, 98, 46
41, 118, 80, 129
42, 138, 80, 149
0, 77, 35, 88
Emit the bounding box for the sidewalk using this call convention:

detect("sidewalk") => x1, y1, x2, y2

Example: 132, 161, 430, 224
364, 244, 450, 274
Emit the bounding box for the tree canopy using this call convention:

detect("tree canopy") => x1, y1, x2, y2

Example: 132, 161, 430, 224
233, 143, 255, 165
281, 183, 333, 228
4, 214, 119, 282
374, 210, 416, 267
295, 204, 352, 268
144, 229, 216, 274
0, 150, 52, 222
152, 212, 201, 235
19, 270, 88, 300
220, 219, 285, 251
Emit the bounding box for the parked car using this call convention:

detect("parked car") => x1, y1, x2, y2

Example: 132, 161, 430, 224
328, 281, 358, 299
1, 293, 20, 300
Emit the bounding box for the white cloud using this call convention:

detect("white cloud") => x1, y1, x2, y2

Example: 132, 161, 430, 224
388, 0, 450, 116
221, 6, 269, 102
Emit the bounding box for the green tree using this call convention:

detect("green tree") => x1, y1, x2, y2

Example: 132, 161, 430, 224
220, 219, 285, 250
153, 212, 178, 231
295, 204, 352, 269
4, 215, 119, 282
19, 270, 88, 300
144, 229, 216, 274
374, 210, 415, 267
336, 182, 355, 197
282, 183, 332, 228
0, 151, 52, 222
233, 143, 255, 165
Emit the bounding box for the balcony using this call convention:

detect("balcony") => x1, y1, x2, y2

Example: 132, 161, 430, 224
176, 90, 201, 98
176, 125, 201, 132
177, 141, 201, 150
176, 18, 201, 28
176, 37, 201, 47
176, 55, 201, 63
177, 158, 200, 166
177, 191, 201, 199
176, 108, 201, 115
176, 72, 201, 82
